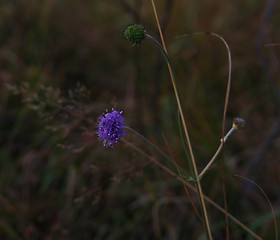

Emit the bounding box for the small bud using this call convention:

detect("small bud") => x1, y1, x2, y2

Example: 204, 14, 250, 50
124, 24, 146, 46
233, 117, 245, 129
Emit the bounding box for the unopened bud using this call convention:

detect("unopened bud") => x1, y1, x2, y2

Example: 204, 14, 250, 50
124, 24, 146, 46
233, 117, 245, 129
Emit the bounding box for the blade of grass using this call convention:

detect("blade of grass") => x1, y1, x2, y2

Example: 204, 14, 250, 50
148, 2, 212, 238
235, 175, 278, 240
177, 109, 195, 179
175, 31, 233, 238
264, 43, 280, 47
124, 140, 263, 240
162, 133, 203, 223
123, 126, 188, 176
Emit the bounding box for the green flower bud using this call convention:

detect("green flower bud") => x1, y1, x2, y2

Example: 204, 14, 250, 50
124, 24, 146, 46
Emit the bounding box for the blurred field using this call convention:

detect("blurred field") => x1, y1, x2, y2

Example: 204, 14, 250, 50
0, 0, 280, 239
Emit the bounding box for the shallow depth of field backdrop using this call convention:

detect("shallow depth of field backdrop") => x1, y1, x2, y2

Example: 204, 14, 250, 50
0, 0, 280, 239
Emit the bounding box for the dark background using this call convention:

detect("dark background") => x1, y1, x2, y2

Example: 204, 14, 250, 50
0, 0, 279, 239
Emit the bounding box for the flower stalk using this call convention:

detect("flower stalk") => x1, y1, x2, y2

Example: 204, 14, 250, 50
199, 118, 245, 180
123, 126, 189, 177
144, 32, 213, 240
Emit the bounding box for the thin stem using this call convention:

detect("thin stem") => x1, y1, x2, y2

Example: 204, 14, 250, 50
123, 126, 188, 177
219, 30, 232, 240
125, 140, 263, 240
145, 34, 180, 91
223, 127, 236, 142
174, 31, 233, 238
199, 144, 223, 180
177, 109, 195, 178
149, 0, 168, 52
235, 175, 278, 240
162, 134, 203, 223
145, 32, 212, 239
264, 43, 280, 47
199, 127, 236, 179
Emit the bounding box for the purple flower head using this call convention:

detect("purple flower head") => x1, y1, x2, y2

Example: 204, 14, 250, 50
97, 109, 126, 148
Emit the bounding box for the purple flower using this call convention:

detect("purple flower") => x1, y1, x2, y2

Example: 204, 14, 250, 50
97, 109, 126, 148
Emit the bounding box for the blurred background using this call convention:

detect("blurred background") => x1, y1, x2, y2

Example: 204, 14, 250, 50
0, 0, 279, 239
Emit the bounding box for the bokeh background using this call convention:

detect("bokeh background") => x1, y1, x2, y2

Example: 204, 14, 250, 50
0, 0, 279, 239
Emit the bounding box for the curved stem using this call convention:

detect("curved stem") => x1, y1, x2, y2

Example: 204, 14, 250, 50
174, 31, 233, 238
145, 33, 212, 240
125, 140, 263, 240
199, 127, 236, 179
